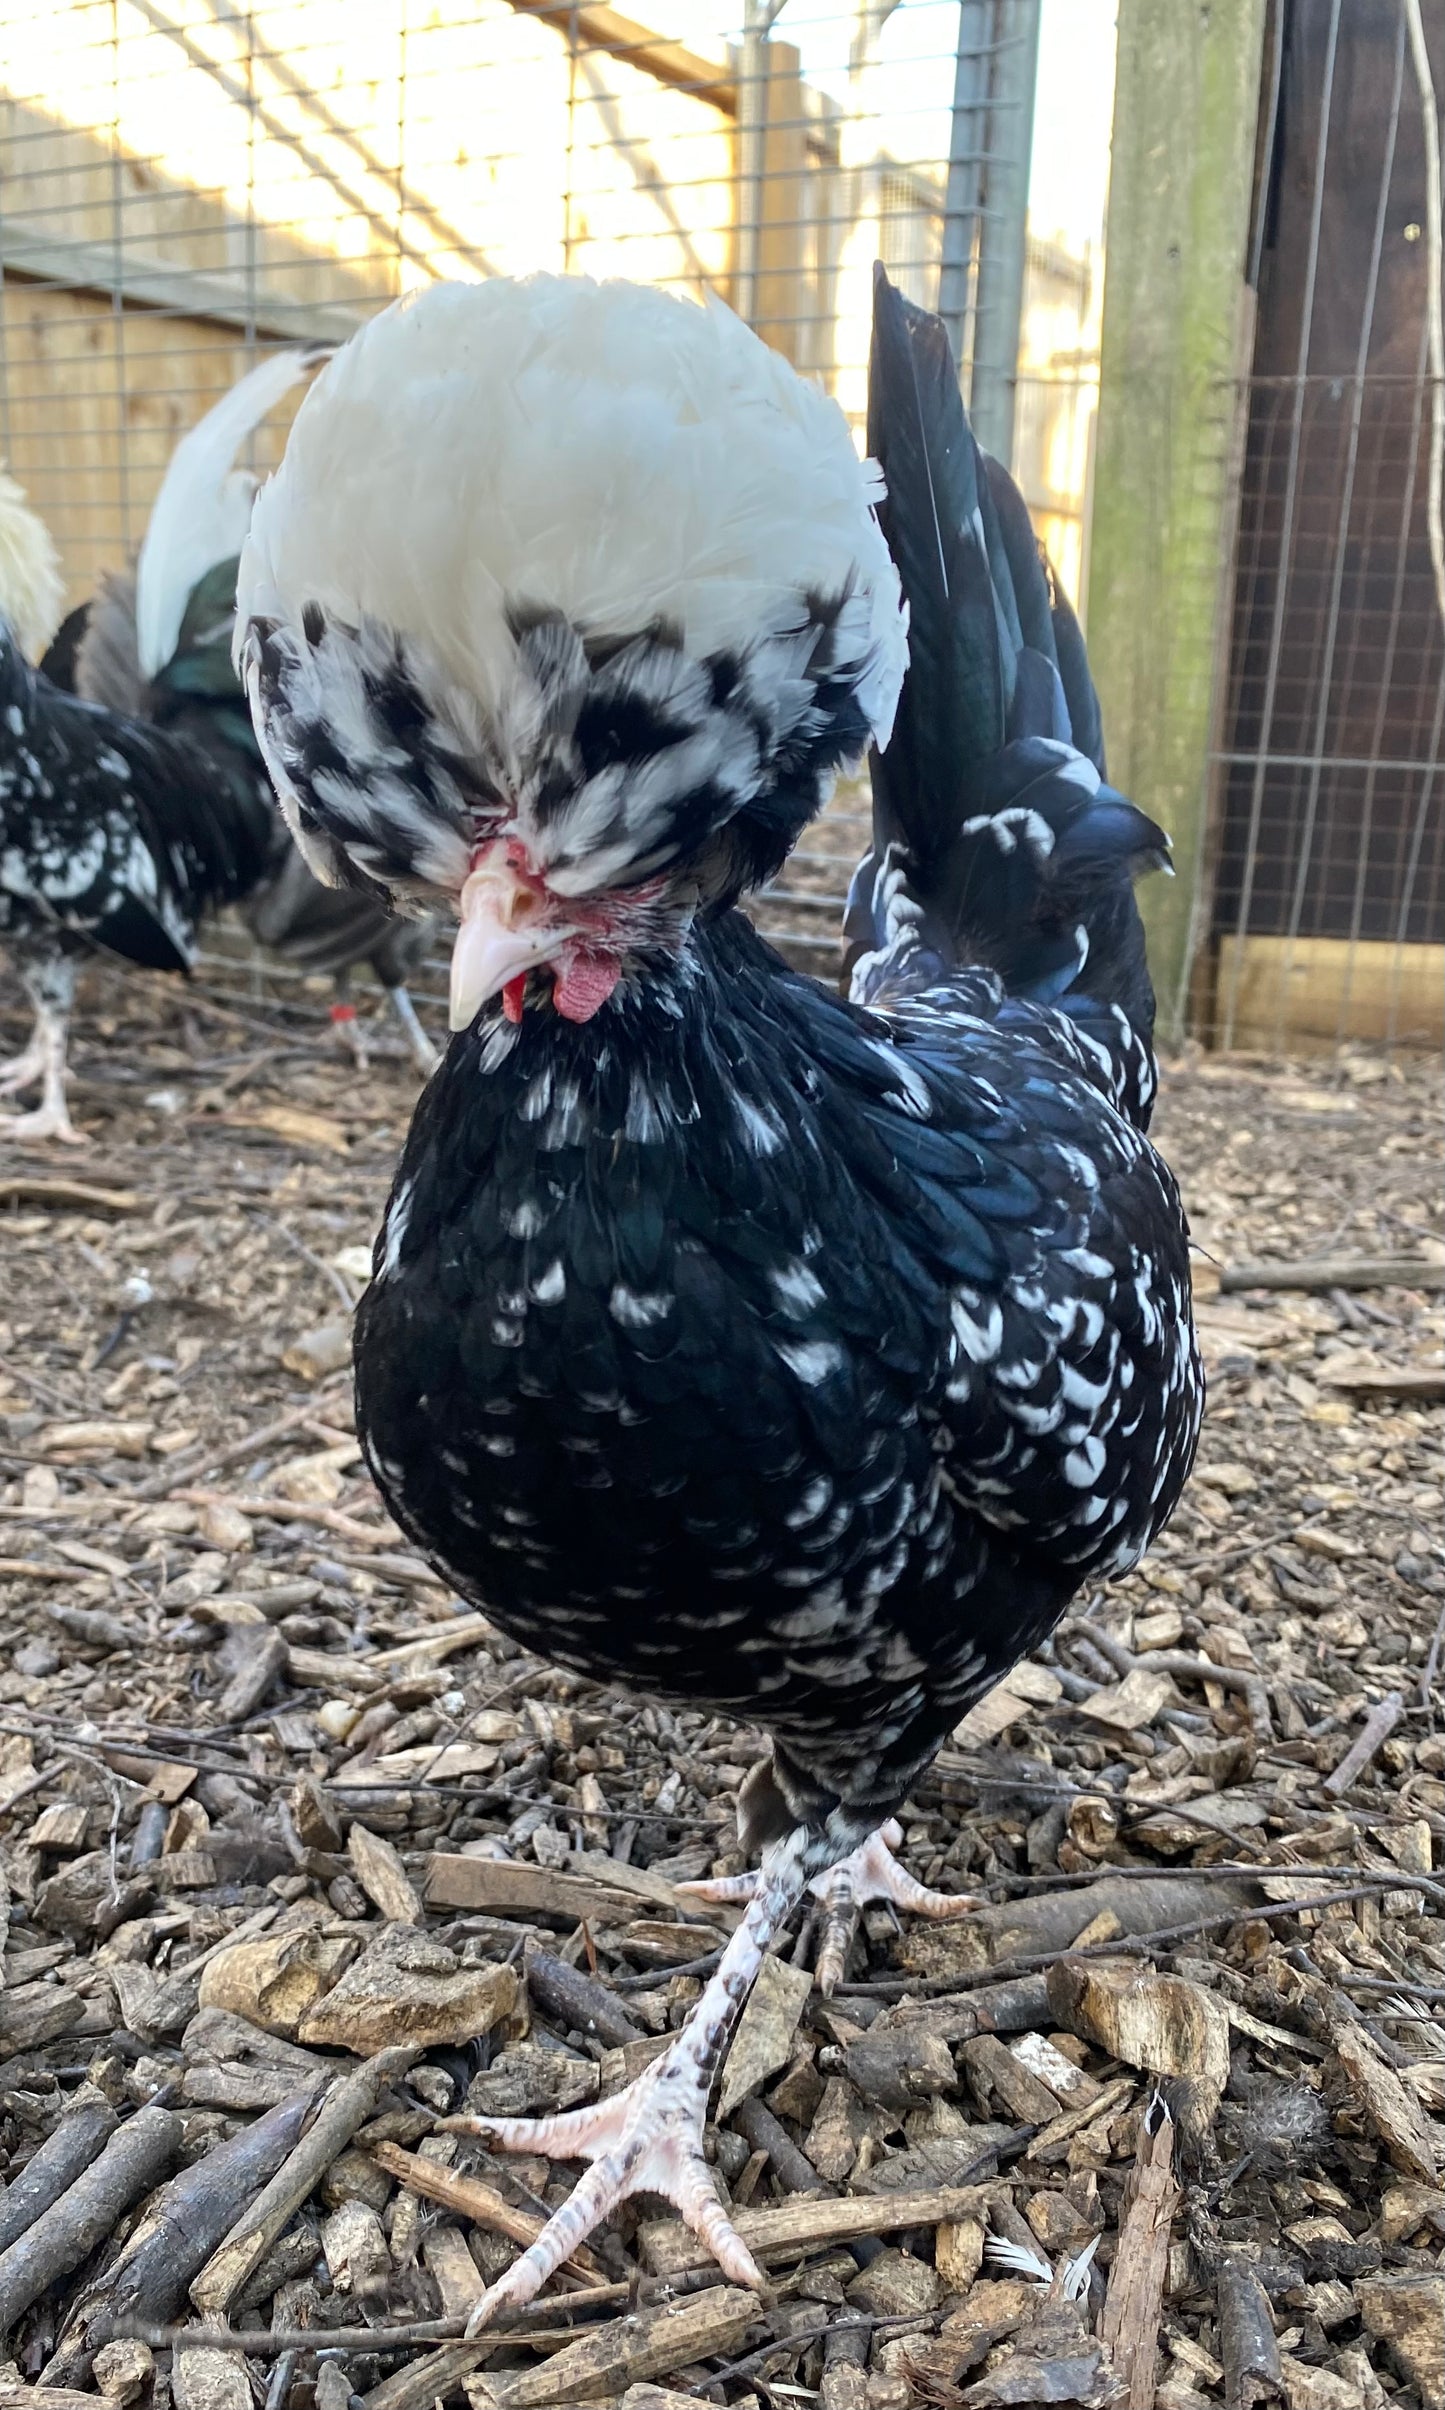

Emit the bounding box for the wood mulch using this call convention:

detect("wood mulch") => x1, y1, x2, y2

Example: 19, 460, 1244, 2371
0, 957, 1441, 2410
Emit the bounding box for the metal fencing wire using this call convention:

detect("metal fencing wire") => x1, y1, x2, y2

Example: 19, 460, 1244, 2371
0, 0, 1108, 1035
1203, 0, 1445, 1056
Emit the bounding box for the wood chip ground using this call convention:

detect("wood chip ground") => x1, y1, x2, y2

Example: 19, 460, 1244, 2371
0, 964, 1442, 2410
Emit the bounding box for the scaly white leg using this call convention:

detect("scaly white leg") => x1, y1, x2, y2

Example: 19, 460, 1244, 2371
680, 1816, 983, 1994
441, 1830, 810, 2330
330, 994, 369, 1071
0, 1008, 45, 1096
2, 963, 81, 1144
387, 983, 438, 1075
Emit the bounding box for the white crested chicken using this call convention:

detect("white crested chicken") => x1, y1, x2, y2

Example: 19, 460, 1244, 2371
234, 269, 1202, 2324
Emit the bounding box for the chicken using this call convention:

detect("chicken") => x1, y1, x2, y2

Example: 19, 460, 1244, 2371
0, 357, 318, 1140
0, 506, 287, 1140
49, 367, 439, 1076
235, 268, 1203, 2324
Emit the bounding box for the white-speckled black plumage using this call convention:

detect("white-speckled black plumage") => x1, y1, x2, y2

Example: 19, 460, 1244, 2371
241, 270, 1203, 1866
358, 900, 1197, 1840
0, 611, 273, 977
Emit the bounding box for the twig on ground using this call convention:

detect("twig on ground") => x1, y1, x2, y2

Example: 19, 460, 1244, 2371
1323, 1692, 1405, 1793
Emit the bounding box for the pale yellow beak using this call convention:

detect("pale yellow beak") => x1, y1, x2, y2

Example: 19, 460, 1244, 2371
448, 861, 566, 1032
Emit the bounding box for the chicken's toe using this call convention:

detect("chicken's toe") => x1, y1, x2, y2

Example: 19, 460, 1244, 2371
810, 1818, 983, 1993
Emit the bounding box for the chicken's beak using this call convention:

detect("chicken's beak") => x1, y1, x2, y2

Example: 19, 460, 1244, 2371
449, 861, 563, 1032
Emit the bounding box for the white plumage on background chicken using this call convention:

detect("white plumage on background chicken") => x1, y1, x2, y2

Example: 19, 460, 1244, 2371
0, 464, 65, 666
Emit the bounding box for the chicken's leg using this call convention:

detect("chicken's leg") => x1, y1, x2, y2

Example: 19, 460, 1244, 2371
1, 962, 81, 1144
681, 1816, 982, 1994
441, 1830, 811, 2330
330, 992, 370, 1070
386, 983, 438, 1076
0, 1009, 45, 1096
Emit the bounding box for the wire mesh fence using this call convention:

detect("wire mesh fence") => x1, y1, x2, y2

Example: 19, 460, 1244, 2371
0, 0, 1109, 1027
1200, 0, 1445, 1055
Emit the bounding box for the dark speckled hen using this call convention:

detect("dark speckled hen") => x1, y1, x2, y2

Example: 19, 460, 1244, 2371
235, 267, 1202, 2324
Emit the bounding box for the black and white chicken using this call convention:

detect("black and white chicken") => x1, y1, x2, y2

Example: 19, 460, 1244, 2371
236, 270, 1203, 2322
44, 363, 439, 1080
0, 368, 312, 1141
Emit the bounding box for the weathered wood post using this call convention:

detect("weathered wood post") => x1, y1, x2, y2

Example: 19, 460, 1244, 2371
1086, 0, 1269, 1044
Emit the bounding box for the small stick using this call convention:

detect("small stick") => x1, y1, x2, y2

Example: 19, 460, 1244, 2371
1218, 2253, 1283, 2409
728, 2096, 833, 2199
0, 2104, 118, 2257
0, 1176, 141, 1212
637, 2179, 1000, 2279
836, 1881, 1427, 2002
190, 2045, 419, 2320
1075, 1623, 1273, 1745
523, 1945, 646, 2048
1323, 1693, 1405, 1795
169, 1489, 395, 1549
366, 2143, 606, 2282
125, 1379, 351, 1502
126, 2280, 746, 2357
77, 2087, 318, 2339
1220, 1255, 1445, 1293
1100, 2096, 1178, 2410
244, 1208, 358, 1312
0, 2105, 181, 2333
1420, 1598, 1445, 1708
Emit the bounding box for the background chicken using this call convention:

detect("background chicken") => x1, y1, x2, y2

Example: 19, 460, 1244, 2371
42, 359, 440, 1077
0, 423, 287, 1141
236, 269, 1202, 2326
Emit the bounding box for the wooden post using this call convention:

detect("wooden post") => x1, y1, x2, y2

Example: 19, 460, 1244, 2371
753, 41, 809, 367
1085, 0, 1268, 1046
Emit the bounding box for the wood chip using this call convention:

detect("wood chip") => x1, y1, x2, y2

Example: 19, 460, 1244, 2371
347, 1822, 423, 1924
1047, 1959, 1230, 2098
1316, 1359, 1445, 1400
171, 2349, 252, 2410
1078, 1668, 1177, 1731
198, 1928, 358, 2040
954, 1660, 1064, 1745
420, 2226, 484, 2320
717, 1952, 814, 2117
1334, 2021, 1440, 2182
426, 1853, 692, 1924
296, 1935, 519, 2055
1354, 2274, 1445, 2410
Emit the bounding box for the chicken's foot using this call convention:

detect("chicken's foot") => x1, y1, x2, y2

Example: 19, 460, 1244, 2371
681, 1815, 982, 1994
440, 1829, 810, 2329
0, 966, 81, 1144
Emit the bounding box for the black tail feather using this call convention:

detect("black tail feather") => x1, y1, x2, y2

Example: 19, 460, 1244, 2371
849, 266, 1167, 1068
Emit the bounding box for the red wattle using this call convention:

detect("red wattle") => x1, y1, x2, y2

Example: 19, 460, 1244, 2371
553, 951, 621, 1023
502, 976, 528, 1024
